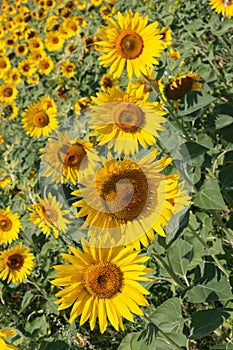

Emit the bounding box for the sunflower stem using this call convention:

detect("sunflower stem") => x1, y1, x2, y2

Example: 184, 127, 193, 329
143, 313, 184, 350
211, 210, 233, 243
188, 224, 230, 279
166, 101, 192, 141
151, 252, 186, 290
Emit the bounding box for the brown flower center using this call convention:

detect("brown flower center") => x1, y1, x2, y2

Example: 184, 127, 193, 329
63, 143, 86, 167
116, 31, 144, 59
3, 87, 13, 97
0, 216, 13, 231
0, 60, 7, 69
165, 76, 194, 100
33, 110, 49, 127
100, 167, 148, 222
84, 262, 123, 299
52, 36, 59, 44
113, 102, 145, 132
23, 64, 30, 72
42, 206, 58, 223
7, 253, 24, 270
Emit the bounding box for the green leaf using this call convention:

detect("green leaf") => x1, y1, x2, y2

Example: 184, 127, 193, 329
190, 308, 232, 339
39, 339, 69, 350
19, 291, 35, 314
184, 141, 209, 166
215, 115, 233, 129
167, 240, 193, 277
149, 298, 184, 334
219, 165, 233, 191
185, 263, 233, 303
193, 179, 227, 210
179, 94, 216, 115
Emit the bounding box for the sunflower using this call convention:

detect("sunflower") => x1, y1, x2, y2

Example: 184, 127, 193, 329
168, 48, 181, 60
159, 72, 203, 106
0, 55, 11, 78
0, 83, 18, 104
100, 73, 119, 91
210, 0, 233, 18
159, 27, 172, 48
97, 10, 165, 79
0, 176, 11, 189
0, 329, 18, 350
28, 37, 44, 51
18, 59, 37, 77
90, 83, 167, 156
60, 18, 80, 39
0, 207, 22, 245
29, 193, 71, 238
40, 131, 99, 185
38, 56, 54, 75
15, 43, 28, 57
4, 68, 22, 85
72, 150, 190, 248
51, 240, 151, 333
0, 243, 34, 284
45, 32, 65, 52
74, 97, 92, 116
60, 60, 76, 78
1, 102, 19, 120
22, 97, 58, 138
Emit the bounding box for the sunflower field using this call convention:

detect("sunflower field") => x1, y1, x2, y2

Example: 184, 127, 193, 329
0, 0, 233, 349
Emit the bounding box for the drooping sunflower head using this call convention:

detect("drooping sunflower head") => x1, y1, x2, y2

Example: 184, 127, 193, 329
160, 73, 203, 102
0, 242, 35, 284
97, 10, 165, 79
51, 240, 151, 333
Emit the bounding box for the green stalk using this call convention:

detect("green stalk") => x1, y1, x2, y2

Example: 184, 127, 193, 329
151, 252, 186, 290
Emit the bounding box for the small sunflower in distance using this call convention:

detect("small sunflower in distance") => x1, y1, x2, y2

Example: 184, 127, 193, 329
0, 329, 18, 350
90, 83, 167, 155
60, 60, 76, 78
29, 192, 71, 238
51, 240, 151, 333
22, 96, 58, 138
0, 243, 34, 284
0, 207, 22, 245
72, 150, 190, 248
40, 131, 99, 185
97, 10, 165, 79
210, 0, 233, 18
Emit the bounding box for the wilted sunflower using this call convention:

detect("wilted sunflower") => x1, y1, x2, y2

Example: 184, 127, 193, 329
0, 329, 18, 350
72, 150, 190, 248
97, 10, 165, 79
51, 240, 151, 333
22, 97, 58, 138
40, 131, 99, 185
210, 0, 233, 18
0, 206, 22, 245
29, 193, 71, 238
159, 72, 203, 107
90, 83, 167, 155
0, 242, 34, 284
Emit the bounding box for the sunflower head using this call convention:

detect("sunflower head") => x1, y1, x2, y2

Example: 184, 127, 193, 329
163, 73, 203, 101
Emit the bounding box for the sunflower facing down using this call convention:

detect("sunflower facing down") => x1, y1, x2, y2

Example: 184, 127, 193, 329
0, 243, 34, 284
29, 192, 71, 238
97, 10, 165, 79
72, 150, 190, 249
0, 329, 18, 350
0, 207, 22, 245
22, 96, 58, 138
51, 240, 151, 333
90, 83, 167, 156
209, 0, 233, 18
40, 131, 99, 185
159, 72, 203, 107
